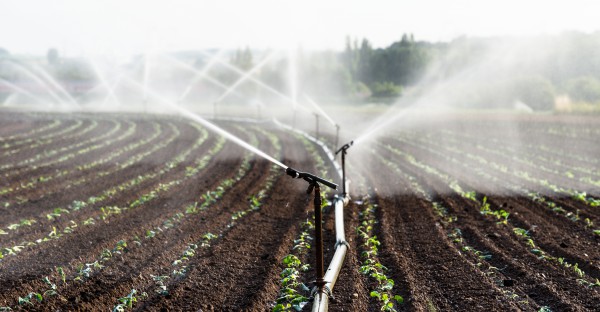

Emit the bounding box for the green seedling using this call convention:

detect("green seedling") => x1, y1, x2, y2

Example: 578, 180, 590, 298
572, 191, 587, 203
151, 275, 170, 296
370, 291, 404, 312
145, 230, 156, 239
185, 202, 199, 214
70, 200, 87, 211
18, 293, 42, 306
56, 266, 66, 284
46, 208, 70, 220
113, 289, 146, 311
463, 191, 477, 202
42, 276, 58, 297
249, 195, 262, 210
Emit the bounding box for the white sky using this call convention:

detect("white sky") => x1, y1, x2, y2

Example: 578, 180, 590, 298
1, 0, 599, 57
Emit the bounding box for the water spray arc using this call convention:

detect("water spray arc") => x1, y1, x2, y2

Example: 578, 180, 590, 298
88, 59, 122, 107
121, 75, 288, 169
197, 50, 314, 116
8, 62, 66, 107
176, 50, 225, 103
212, 52, 277, 118
0, 78, 47, 106
160, 54, 239, 99
31, 64, 80, 107
215, 52, 276, 103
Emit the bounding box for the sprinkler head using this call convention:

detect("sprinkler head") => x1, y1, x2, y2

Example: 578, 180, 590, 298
335, 141, 354, 155
286, 167, 338, 190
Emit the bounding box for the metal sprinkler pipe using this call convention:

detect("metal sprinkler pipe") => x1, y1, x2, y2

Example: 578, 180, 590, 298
285, 167, 337, 190
312, 182, 326, 291
286, 167, 337, 297
335, 141, 354, 198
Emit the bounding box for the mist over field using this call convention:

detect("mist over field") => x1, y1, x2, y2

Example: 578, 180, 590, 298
1, 2, 600, 311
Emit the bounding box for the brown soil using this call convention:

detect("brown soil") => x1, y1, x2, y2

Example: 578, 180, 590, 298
0, 111, 599, 312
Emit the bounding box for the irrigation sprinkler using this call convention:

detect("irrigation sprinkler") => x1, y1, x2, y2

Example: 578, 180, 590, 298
285, 167, 337, 190
335, 141, 353, 198
286, 167, 337, 297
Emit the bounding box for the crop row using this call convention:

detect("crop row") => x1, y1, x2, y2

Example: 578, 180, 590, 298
108, 127, 284, 310
373, 144, 600, 310
0, 128, 237, 310
434, 130, 600, 191
371, 151, 533, 307
396, 134, 600, 236
382, 142, 600, 289
0, 122, 182, 234
0, 121, 165, 200
0, 122, 191, 234
441, 129, 600, 179
0, 119, 62, 145
0, 124, 212, 258
1, 119, 126, 174
356, 197, 403, 311
1, 119, 89, 157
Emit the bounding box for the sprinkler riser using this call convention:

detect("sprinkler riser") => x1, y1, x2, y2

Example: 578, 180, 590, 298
285, 167, 337, 190
334, 141, 354, 197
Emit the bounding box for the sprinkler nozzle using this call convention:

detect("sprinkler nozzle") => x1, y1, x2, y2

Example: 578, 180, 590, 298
335, 141, 354, 155
286, 167, 338, 190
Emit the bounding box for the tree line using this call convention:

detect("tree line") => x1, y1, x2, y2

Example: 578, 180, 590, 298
2, 31, 600, 110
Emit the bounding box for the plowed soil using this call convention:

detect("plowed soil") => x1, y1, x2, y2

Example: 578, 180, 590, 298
0, 111, 599, 311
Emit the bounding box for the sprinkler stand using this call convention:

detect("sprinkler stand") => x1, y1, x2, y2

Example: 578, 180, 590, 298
335, 141, 353, 198
311, 182, 326, 292
286, 167, 337, 190
286, 167, 337, 297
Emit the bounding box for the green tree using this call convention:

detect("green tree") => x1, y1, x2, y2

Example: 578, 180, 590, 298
371, 81, 402, 98
566, 76, 600, 103
513, 76, 556, 111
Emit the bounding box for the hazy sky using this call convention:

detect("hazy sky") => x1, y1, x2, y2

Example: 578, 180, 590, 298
1, 0, 599, 57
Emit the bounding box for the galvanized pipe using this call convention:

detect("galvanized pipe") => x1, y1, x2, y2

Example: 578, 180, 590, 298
312, 196, 347, 312
272, 118, 349, 312
313, 183, 326, 290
